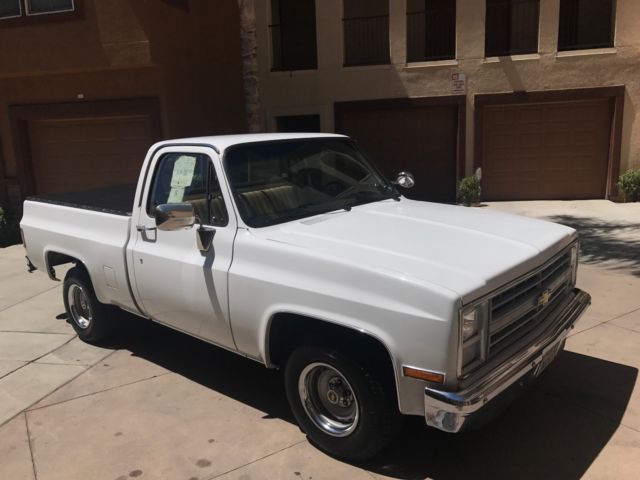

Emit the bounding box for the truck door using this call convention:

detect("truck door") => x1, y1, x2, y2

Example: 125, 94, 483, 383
130, 146, 236, 348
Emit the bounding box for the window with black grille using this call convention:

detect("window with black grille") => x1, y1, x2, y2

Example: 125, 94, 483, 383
0, 0, 81, 26
270, 0, 317, 71
558, 0, 615, 51
406, 0, 456, 62
343, 0, 390, 66
485, 0, 540, 57
276, 114, 321, 133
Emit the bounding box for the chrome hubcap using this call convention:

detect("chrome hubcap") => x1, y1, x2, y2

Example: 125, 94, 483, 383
67, 284, 92, 329
298, 362, 359, 437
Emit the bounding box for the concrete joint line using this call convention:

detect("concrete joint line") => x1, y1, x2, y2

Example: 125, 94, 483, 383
30, 335, 77, 364
0, 330, 72, 335
26, 370, 171, 413
205, 439, 307, 480
548, 390, 640, 435
32, 361, 97, 367
24, 412, 39, 480
568, 305, 640, 338
0, 341, 104, 430
0, 362, 27, 381
618, 422, 640, 435
0, 284, 61, 314
0, 334, 76, 377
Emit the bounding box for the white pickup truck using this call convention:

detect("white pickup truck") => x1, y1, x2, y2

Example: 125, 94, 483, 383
21, 133, 590, 459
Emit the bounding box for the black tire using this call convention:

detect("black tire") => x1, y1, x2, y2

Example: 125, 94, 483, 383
63, 267, 112, 343
284, 346, 402, 460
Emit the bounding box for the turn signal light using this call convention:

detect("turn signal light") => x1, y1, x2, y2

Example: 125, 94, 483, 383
402, 366, 445, 384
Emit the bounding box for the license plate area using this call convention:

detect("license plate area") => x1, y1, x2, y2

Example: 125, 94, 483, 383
533, 341, 562, 377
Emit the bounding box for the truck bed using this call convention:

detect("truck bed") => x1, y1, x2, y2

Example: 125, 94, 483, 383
21, 187, 139, 314
27, 184, 136, 217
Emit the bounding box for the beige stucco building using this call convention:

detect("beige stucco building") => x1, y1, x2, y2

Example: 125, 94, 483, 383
253, 0, 640, 203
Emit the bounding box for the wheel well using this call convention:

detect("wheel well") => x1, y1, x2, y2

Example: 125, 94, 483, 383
46, 251, 86, 280
267, 313, 398, 392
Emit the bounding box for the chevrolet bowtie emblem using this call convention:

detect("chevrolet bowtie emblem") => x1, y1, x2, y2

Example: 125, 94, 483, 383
538, 289, 552, 307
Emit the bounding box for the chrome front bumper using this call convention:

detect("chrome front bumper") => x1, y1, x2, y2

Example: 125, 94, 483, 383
424, 288, 591, 433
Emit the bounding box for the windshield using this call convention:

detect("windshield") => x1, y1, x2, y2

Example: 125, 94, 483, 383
224, 138, 397, 227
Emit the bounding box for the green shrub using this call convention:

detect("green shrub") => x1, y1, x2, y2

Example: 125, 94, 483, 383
0, 205, 21, 247
619, 168, 640, 202
457, 174, 482, 206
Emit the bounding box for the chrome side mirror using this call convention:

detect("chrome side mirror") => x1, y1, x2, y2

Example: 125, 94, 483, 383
155, 203, 196, 231
395, 171, 415, 189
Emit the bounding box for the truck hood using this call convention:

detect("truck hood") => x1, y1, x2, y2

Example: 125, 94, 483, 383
254, 199, 576, 303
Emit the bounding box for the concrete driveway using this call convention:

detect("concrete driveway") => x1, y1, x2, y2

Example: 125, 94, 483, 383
1, 200, 639, 480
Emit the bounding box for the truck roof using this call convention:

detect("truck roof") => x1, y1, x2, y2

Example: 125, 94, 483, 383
155, 133, 348, 154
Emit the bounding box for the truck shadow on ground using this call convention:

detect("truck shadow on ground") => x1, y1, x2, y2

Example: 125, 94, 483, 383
106, 313, 637, 480
358, 351, 637, 480
547, 215, 640, 277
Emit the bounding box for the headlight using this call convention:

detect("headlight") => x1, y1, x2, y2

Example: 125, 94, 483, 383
458, 302, 489, 377
570, 242, 579, 285
461, 308, 480, 341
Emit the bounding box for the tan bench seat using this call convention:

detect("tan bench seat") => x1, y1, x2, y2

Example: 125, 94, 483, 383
239, 185, 301, 217
188, 196, 228, 225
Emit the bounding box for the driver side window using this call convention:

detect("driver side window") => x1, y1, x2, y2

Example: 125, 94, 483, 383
148, 153, 229, 227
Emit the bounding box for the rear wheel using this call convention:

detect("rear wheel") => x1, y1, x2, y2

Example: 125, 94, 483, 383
284, 346, 401, 460
63, 267, 112, 343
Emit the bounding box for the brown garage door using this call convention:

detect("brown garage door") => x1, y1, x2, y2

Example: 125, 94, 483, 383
482, 99, 613, 200
11, 98, 161, 197
335, 100, 461, 203
30, 114, 154, 195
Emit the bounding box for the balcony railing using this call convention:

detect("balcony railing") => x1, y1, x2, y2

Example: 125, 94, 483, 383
406, 4, 456, 62
485, 0, 540, 56
270, 23, 318, 71
558, 0, 615, 51
343, 14, 390, 66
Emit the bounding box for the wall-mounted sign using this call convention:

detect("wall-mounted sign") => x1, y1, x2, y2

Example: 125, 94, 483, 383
452, 73, 466, 95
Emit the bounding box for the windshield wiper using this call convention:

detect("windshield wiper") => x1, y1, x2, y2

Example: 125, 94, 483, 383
382, 183, 402, 200
345, 189, 400, 208
273, 200, 352, 223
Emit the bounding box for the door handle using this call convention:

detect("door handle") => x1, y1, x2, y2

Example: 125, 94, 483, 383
136, 225, 157, 243
136, 225, 157, 232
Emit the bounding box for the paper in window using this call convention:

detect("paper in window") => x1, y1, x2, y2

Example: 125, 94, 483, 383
167, 187, 185, 203
168, 155, 197, 203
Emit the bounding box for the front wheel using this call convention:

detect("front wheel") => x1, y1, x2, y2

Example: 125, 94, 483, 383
284, 346, 401, 460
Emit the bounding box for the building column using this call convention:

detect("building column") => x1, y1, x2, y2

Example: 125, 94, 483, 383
457, 0, 487, 174
457, 0, 485, 60
238, 0, 265, 132
539, 0, 560, 56
316, 0, 342, 70
389, 0, 407, 66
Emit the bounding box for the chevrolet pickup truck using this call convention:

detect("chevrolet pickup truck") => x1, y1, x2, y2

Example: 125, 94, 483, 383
21, 133, 591, 459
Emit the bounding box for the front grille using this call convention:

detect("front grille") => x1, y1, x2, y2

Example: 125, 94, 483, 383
487, 249, 573, 359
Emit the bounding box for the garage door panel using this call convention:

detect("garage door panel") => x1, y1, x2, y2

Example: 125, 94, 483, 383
35, 117, 151, 140
520, 132, 543, 149
30, 113, 156, 195
336, 102, 459, 203
32, 138, 152, 159
546, 132, 569, 148
482, 99, 612, 200
519, 110, 544, 126
490, 133, 516, 150
490, 108, 517, 126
